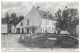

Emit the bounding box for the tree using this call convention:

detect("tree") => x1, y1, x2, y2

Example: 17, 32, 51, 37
55, 8, 79, 35
5, 12, 10, 24
55, 9, 63, 29
55, 9, 63, 34
18, 16, 24, 22
10, 13, 18, 26
55, 9, 62, 20
62, 9, 78, 30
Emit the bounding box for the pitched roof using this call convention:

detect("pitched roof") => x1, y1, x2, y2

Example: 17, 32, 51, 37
38, 10, 56, 20
1, 18, 7, 24
25, 6, 56, 20
16, 6, 56, 26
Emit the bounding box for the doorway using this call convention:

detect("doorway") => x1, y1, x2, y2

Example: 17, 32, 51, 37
17, 28, 20, 33
22, 28, 24, 33
27, 28, 29, 33
32, 28, 35, 33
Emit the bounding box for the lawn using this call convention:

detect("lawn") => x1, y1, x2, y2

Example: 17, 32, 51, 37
19, 34, 79, 48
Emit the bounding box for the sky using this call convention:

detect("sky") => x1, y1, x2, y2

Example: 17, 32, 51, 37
1, 2, 79, 18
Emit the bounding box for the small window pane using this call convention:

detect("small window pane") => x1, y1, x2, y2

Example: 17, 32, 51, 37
21, 22, 23, 26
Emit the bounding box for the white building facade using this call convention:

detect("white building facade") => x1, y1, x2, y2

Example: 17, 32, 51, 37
1, 24, 8, 33
15, 6, 57, 33
41, 19, 56, 33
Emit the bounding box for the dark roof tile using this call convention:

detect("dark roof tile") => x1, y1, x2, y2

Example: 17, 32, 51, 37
38, 10, 56, 20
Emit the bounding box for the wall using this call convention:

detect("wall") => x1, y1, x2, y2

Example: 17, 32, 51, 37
41, 19, 56, 33
1, 24, 7, 33
15, 6, 42, 33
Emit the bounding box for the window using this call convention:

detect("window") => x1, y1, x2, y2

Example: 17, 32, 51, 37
52, 22, 56, 26
32, 28, 35, 33
17, 28, 20, 33
27, 19, 29, 25
8, 25, 11, 30
54, 23, 56, 26
21, 22, 23, 26
49, 27, 51, 31
46, 20, 49, 25
52, 27, 54, 30
44, 14, 46, 16
27, 28, 29, 33
22, 28, 24, 33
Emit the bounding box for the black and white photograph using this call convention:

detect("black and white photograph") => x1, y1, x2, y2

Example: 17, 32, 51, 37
1, 1, 79, 51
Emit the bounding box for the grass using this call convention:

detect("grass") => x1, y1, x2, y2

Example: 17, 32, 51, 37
19, 34, 79, 48
56, 36, 78, 48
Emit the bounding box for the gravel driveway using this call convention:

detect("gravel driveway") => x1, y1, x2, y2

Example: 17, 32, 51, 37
1, 34, 26, 48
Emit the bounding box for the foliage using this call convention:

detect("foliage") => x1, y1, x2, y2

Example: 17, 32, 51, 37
62, 9, 78, 30
55, 8, 79, 31
5, 12, 24, 26
5, 12, 11, 24
18, 16, 24, 22
10, 13, 18, 26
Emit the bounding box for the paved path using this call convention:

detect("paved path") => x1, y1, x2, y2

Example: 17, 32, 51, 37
2, 34, 26, 48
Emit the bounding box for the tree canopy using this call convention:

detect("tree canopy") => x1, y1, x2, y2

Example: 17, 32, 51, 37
5, 12, 24, 26
55, 8, 79, 30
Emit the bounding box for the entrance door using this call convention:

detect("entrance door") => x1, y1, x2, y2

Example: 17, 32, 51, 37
22, 28, 24, 33
32, 28, 35, 33
17, 28, 20, 33
27, 28, 29, 33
